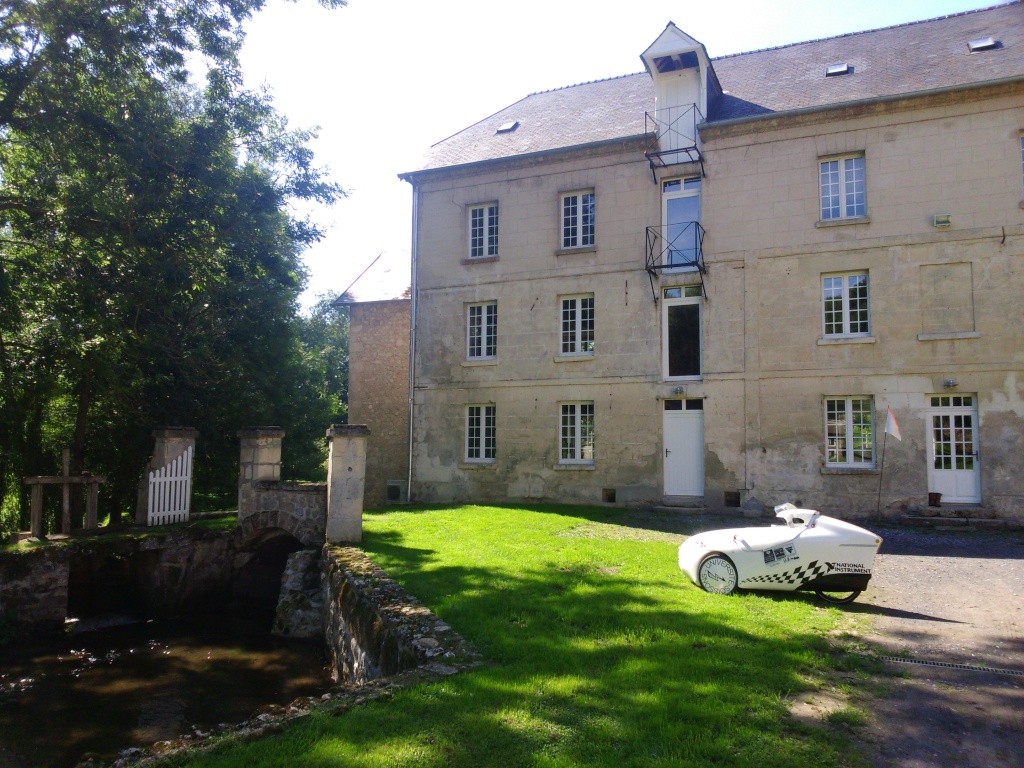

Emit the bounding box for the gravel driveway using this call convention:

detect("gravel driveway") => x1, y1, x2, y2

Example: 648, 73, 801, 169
852, 525, 1024, 768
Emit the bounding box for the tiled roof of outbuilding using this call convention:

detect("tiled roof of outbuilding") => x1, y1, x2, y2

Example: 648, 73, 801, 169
410, 2, 1023, 174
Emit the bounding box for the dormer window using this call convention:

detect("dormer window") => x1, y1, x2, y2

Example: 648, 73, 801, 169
652, 50, 699, 73
825, 62, 852, 77
967, 36, 999, 52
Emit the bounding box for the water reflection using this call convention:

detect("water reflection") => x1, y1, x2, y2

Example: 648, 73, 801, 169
0, 615, 330, 767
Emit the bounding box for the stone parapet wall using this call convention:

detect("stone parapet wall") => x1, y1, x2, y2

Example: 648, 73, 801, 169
237, 481, 326, 548
322, 545, 479, 684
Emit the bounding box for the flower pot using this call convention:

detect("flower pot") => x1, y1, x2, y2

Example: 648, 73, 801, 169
928, 492, 942, 507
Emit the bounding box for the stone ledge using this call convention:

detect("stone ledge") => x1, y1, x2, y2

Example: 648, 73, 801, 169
901, 516, 1022, 530
322, 545, 480, 684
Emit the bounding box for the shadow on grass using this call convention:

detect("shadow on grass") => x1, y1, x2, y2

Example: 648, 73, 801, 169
166, 505, 870, 768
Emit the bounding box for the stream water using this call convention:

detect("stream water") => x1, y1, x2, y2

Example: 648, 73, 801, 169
0, 614, 331, 767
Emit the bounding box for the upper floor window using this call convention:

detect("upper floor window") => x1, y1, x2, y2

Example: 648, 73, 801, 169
467, 302, 497, 360
819, 154, 866, 221
825, 397, 874, 468
560, 294, 595, 356
823, 272, 870, 337
466, 404, 496, 462
560, 402, 594, 464
561, 190, 595, 249
662, 285, 702, 379
469, 203, 498, 259
662, 177, 701, 270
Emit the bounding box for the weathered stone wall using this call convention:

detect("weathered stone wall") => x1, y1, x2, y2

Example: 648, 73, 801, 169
322, 545, 478, 684
0, 547, 69, 634
0, 528, 251, 636
272, 549, 323, 639
237, 481, 327, 548
349, 299, 411, 508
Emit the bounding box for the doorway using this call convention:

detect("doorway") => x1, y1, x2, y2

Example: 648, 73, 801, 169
663, 399, 704, 496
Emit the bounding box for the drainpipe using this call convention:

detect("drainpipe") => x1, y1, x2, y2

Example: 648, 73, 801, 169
406, 183, 419, 503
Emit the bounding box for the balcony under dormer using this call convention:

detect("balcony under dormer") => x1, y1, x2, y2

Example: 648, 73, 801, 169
640, 23, 722, 181
645, 102, 704, 177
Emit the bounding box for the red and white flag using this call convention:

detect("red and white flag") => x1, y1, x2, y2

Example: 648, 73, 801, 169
884, 406, 902, 441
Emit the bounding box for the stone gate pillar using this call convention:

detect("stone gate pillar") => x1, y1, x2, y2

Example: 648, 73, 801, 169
326, 424, 369, 543
135, 427, 198, 524
237, 427, 285, 521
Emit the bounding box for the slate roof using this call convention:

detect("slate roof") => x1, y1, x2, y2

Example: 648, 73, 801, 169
411, 2, 1024, 174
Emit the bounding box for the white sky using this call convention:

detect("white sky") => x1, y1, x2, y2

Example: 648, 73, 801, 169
238, 0, 1005, 308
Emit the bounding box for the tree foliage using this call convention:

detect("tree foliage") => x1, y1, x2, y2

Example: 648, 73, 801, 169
0, 0, 347, 534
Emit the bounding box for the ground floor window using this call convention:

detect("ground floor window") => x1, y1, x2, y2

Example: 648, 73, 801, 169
825, 397, 874, 467
466, 404, 496, 462
560, 402, 594, 464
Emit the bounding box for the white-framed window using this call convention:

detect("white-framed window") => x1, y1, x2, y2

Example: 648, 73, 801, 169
662, 285, 702, 379
560, 294, 595, 356
468, 203, 499, 259
466, 302, 497, 360
560, 402, 595, 464
662, 177, 701, 269
560, 190, 595, 249
825, 397, 874, 467
819, 154, 866, 220
822, 271, 870, 337
466, 404, 496, 462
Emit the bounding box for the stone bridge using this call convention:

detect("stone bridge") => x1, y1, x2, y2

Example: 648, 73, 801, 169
236, 425, 370, 548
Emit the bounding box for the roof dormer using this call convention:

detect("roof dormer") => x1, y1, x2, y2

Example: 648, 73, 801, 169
641, 23, 721, 177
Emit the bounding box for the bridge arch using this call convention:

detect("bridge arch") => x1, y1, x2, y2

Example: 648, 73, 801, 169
237, 508, 324, 549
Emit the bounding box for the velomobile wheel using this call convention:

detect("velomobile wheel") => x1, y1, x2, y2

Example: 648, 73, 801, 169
697, 554, 738, 595
814, 589, 861, 605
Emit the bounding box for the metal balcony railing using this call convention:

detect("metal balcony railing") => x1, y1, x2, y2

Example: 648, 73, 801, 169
645, 222, 707, 300
645, 103, 704, 178
645, 222, 706, 273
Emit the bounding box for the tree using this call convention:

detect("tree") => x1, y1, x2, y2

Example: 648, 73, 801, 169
0, 0, 346, 533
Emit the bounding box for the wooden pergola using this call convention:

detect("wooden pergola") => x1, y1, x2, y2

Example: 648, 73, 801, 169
23, 449, 106, 539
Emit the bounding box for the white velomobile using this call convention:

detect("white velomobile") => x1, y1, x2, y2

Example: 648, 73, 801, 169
678, 504, 883, 604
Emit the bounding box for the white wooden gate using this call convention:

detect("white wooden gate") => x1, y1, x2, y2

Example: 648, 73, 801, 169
147, 445, 194, 526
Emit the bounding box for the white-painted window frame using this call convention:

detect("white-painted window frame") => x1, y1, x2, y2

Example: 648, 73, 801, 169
465, 404, 496, 462
560, 190, 595, 249
819, 154, 866, 221
825, 396, 874, 467
466, 301, 497, 360
822, 271, 870, 337
662, 285, 702, 381
468, 203, 499, 259
559, 401, 595, 464
559, 294, 595, 356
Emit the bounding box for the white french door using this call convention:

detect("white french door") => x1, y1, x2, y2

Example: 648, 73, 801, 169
926, 394, 981, 504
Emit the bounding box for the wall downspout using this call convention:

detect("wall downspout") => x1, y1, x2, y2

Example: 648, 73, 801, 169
406, 184, 419, 503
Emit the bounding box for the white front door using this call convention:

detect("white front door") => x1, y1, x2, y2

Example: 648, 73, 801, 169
663, 399, 704, 496
926, 394, 981, 503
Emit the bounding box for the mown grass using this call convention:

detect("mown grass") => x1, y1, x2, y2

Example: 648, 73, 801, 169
168, 504, 868, 768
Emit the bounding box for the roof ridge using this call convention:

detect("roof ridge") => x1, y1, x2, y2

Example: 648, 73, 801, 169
711, 1, 1019, 62
526, 71, 646, 97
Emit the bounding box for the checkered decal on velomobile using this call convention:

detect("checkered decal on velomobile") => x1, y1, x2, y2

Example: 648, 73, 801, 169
741, 560, 831, 586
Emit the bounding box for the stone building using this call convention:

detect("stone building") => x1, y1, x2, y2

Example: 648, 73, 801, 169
347, 299, 412, 507
398, 4, 1024, 520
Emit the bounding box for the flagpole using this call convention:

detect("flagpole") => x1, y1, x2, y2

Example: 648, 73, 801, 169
876, 431, 887, 516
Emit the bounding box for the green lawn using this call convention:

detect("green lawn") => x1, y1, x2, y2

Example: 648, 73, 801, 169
171, 504, 870, 768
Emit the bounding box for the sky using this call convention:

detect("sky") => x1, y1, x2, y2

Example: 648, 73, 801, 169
238, 0, 1008, 308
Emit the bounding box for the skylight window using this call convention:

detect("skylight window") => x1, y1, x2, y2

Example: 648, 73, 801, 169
496, 121, 520, 134
967, 36, 999, 52
825, 62, 851, 77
